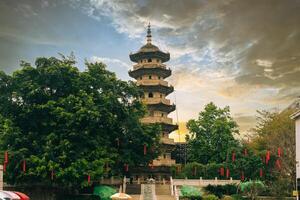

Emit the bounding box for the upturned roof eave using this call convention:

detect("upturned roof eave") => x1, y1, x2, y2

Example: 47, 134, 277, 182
129, 51, 170, 63
291, 109, 300, 120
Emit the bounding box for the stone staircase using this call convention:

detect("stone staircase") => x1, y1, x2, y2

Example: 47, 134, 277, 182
155, 185, 171, 195
127, 184, 175, 200
126, 184, 141, 195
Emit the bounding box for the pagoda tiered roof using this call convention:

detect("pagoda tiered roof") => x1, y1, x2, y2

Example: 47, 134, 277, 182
147, 103, 176, 113
129, 43, 170, 63
139, 84, 174, 96
129, 66, 171, 79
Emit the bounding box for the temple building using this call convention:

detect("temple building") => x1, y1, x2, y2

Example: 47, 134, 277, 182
129, 24, 178, 168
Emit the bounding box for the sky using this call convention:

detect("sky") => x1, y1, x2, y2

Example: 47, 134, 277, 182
0, 0, 300, 140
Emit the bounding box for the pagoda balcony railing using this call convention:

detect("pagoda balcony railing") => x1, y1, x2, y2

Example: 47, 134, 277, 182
142, 97, 171, 105
152, 158, 176, 166
137, 79, 169, 87
161, 137, 175, 145
133, 63, 166, 70
141, 116, 173, 124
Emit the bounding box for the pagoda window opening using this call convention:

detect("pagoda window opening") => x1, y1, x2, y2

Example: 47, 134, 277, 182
140, 77, 142, 80
158, 76, 161, 79
148, 92, 153, 98
149, 75, 152, 79
161, 113, 164, 117
160, 94, 162, 98
148, 58, 152, 63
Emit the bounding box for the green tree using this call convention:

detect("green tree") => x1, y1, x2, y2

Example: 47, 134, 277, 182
0, 55, 160, 190
249, 109, 296, 196
186, 102, 239, 164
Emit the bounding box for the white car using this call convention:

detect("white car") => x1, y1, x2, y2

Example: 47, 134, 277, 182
0, 191, 21, 200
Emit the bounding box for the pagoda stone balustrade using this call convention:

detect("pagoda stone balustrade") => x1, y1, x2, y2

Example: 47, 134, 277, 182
141, 116, 173, 124
142, 97, 170, 105
153, 157, 176, 166
133, 63, 166, 70
161, 137, 175, 145
137, 79, 169, 87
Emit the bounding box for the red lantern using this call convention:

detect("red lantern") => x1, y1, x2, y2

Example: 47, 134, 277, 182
144, 144, 147, 155
259, 168, 263, 177
241, 171, 245, 181
278, 148, 282, 157
88, 174, 91, 184
3, 162, 6, 172
232, 152, 236, 162
124, 164, 129, 172
266, 151, 270, 164
4, 151, 8, 164
226, 168, 230, 178
219, 167, 224, 176
22, 159, 26, 172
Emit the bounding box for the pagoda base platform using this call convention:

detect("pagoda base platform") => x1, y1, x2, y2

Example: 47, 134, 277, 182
129, 166, 173, 181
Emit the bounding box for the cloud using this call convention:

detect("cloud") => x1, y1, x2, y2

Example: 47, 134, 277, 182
1, 0, 299, 134
79, 0, 300, 105
90, 56, 130, 69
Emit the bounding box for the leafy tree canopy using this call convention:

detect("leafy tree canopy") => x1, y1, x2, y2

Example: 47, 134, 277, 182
249, 109, 296, 196
0, 55, 160, 189
186, 102, 239, 164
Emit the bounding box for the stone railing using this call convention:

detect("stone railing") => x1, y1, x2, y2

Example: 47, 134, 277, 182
172, 177, 240, 187
161, 137, 175, 145
142, 97, 170, 105
170, 177, 240, 198
137, 79, 169, 87
141, 116, 173, 124
153, 158, 176, 166
133, 63, 166, 70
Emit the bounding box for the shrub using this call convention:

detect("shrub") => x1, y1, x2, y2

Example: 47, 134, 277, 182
204, 184, 238, 198
202, 194, 219, 200
239, 180, 266, 200
230, 194, 247, 200
180, 185, 202, 199
222, 195, 234, 200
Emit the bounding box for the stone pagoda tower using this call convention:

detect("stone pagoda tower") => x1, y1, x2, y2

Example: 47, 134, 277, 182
129, 24, 177, 167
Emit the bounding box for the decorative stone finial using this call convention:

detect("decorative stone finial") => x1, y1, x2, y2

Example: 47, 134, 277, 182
147, 22, 152, 44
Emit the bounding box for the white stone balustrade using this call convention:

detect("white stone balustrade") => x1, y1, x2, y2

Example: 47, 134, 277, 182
172, 178, 240, 187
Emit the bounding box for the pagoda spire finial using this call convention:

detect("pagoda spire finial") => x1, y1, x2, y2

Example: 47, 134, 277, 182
147, 22, 152, 44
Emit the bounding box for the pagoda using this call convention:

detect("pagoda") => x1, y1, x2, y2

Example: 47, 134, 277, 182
129, 23, 177, 169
